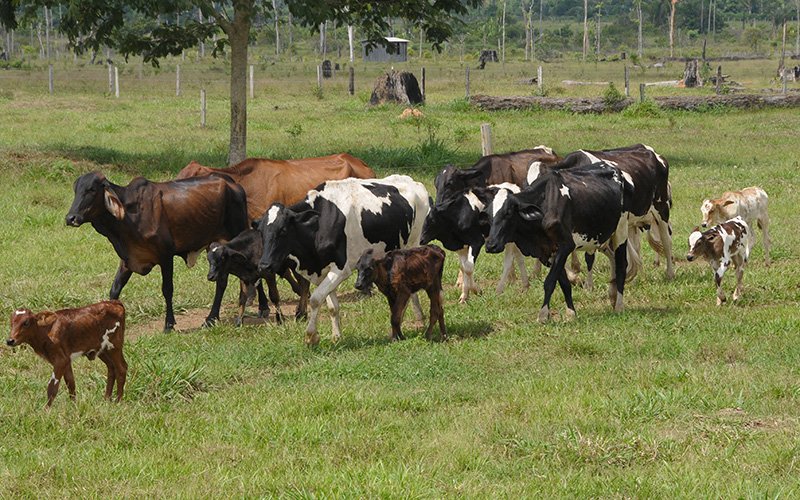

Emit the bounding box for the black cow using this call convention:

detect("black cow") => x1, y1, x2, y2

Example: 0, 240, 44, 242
433, 146, 562, 204
206, 229, 304, 326
529, 144, 673, 284
421, 182, 528, 302
256, 174, 430, 347
66, 170, 249, 331
485, 161, 633, 323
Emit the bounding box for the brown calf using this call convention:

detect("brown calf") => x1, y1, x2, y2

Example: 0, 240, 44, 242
687, 217, 751, 306
7, 300, 127, 409
355, 245, 447, 342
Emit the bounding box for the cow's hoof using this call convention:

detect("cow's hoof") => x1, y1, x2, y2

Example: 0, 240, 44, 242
201, 318, 218, 328
163, 324, 175, 333
235, 317, 243, 327
716, 297, 725, 306
305, 332, 320, 347
537, 307, 550, 324
258, 309, 269, 319
295, 310, 308, 321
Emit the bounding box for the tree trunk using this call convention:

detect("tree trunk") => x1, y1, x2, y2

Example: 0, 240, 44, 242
521, 0, 529, 61
348, 25, 354, 62
272, 0, 280, 60
223, 2, 253, 166
638, 1, 643, 58
583, 0, 588, 60
669, 1, 677, 58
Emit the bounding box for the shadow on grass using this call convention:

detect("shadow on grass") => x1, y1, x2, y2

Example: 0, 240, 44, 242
49, 143, 221, 177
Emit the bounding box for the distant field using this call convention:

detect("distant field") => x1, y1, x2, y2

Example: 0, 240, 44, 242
1, 58, 800, 499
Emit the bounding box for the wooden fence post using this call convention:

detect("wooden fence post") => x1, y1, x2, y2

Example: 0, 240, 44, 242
249, 65, 254, 99
716, 66, 722, 95
538, 66, 543, 92
317, 66, 322, 89
114, 66, 119, 98
176, 64, 182, 97
108, 62, 114, 94
200, 90, 206, 126
639, 83, 646, 102
782, 69, 788, 95
349, 66, 354, 95
624, 66, 630, 97
465, 67, 470, 98
480, 123, 493, 156
421, 67, 426, 102
48, 64, 53, 93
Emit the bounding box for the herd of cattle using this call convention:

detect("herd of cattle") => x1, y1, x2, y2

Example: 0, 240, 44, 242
7, 146, 772, 407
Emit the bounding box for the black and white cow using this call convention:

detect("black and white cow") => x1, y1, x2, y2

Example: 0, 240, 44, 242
421, 182, 528, 303
485, 161, 633, 323
528, 143, 673, 283
256, 175, 430, 346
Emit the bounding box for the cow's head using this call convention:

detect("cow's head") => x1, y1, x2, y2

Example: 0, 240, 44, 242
354, 249, 378, 292
66, 170, 123, 227
700, 199, 734, 227
485, 194, 543, 254
7, 309, 56, 347
687, 226, 720, 262
257, 203, 318, 275
433, 165, 484, 205
206, 243, 231, 282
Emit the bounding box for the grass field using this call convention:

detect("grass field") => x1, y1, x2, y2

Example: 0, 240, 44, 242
1, 57, 800, 499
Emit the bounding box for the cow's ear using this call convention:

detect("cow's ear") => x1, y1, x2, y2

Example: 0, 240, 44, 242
230, 250, 249, 265
722, 200, 735, 207
478, 211, 491, 228
36, 311, 57, 327
104, 189, 125, 220
294, 210, 320, 226
458, 170, 484, 181
518, 203, 544, 222
691, 226, 700, 233
251, 217, 263, 230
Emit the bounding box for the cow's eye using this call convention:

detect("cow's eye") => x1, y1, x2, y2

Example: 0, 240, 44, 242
279, 227, 288, 236
22, 320, 30, 327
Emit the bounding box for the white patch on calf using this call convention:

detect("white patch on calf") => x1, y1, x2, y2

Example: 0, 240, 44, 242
100, 322, 119, 352
267, 205, 281, 225
15, 310, 25, 316
688, 231, 702, 250
464, 191, 485, 212
492, 189, 511, 217
50, 373, 59, 386
527, 162, 544, 185
559, 185, 571, 198
534, 145, 554, 155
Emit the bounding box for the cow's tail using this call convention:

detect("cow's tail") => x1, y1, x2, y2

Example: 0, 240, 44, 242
625, 229, 643, 283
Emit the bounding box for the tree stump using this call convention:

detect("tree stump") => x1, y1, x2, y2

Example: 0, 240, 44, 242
368, 70, 423, 106
322, 60, 332, 78
682, 59, 702, 87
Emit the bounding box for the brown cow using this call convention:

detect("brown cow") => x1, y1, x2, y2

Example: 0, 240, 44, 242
177, 154, 376, 318
7, 301, 127, 409
66, 171, 250, 332
177, 154, 376, 220
354, 245, 447, 342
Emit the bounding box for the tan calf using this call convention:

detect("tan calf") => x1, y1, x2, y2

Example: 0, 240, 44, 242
7, 300, 127, 409
701, 186, 770, 266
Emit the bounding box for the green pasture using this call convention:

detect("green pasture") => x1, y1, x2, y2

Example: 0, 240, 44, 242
1, 59, 800, 499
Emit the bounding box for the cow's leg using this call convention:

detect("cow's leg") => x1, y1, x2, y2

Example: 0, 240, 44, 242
426, 287, 446, 341
410, 293, 425, 324
513, 245, 530, 291
203, 263, 228, 328
539, 248, 572, 323
760, 216, 771, 267
455, 247, 480, 303
283, 269, 303, 296
389, 292, 410, 341
110, 260, 133, 300
497, 244, 515, 295
733, 256, 745, 301
570, 250, 581, 274
236, 281, 249, 326
557, 266, 576, 321
531, 259, 542, 280
325, 292, 342, 342
295, 277, 310, 320
46, 362, 68, 409
155, 258, 178, 332
112, 350, 127, 402
305, 271, 349, 346
262, 274, 283, 324
584, 252, 595, 291
99, 351, 116, 400
655, 217, 674, 281
608, 241, 628, 312
713, 262, 728, 306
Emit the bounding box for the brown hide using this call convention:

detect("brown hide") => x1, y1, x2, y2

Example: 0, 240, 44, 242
177, 154, 376, 220
7, 301, 127, 409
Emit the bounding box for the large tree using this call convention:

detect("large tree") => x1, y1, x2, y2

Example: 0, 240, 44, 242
0, 0, 480, 165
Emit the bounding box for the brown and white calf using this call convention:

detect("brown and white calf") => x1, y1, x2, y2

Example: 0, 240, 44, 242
687, 217, 751, 306
7, 300, 127, 409
701, 186, 770, 266
354, 245, 447, 342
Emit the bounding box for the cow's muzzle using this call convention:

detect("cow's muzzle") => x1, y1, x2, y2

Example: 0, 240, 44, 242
686, 254, 695, 262
6, 339, 15, 346
65, 214, 83, 227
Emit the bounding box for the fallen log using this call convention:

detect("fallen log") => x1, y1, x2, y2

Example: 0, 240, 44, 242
470, 93, 800, 113
561, 80, 610, 85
